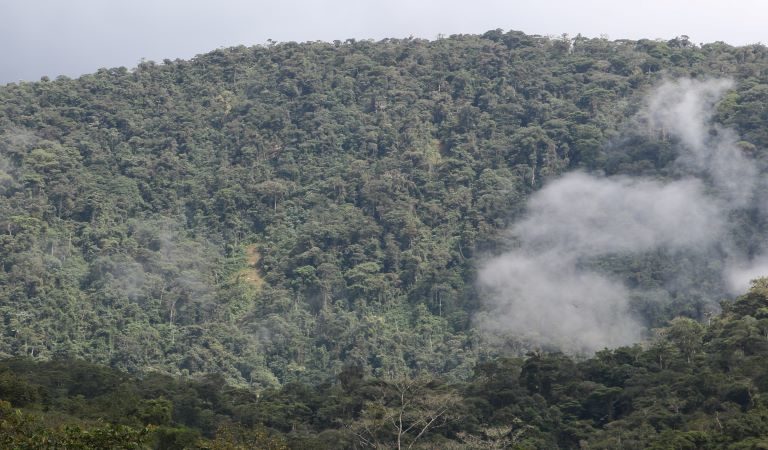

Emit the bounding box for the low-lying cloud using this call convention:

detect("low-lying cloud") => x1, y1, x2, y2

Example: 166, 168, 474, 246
514, 174, 723, 256
478, 78, 766, 352
647, 78, 757, 206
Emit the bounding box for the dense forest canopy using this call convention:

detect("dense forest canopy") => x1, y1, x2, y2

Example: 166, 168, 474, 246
4, 280, 768, 448
2, 30, 768, 387
4, 27, 768, 448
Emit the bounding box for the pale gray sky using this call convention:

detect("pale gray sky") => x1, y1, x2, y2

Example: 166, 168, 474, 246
1, 0, 765, 83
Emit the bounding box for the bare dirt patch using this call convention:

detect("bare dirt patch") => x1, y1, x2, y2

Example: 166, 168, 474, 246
237, 244, 264, 289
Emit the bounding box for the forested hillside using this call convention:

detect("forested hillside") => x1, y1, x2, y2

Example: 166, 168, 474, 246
2, 30, 768, 392
4, 281, 768, 448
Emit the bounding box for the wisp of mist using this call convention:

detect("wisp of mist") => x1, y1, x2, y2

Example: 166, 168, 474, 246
478, 78, 767, 353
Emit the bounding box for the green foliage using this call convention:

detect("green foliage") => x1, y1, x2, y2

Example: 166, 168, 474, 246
4, 284, 768, 447
2, 30, 767, 386
2, 31, 768, 447
0, 400, 152, 449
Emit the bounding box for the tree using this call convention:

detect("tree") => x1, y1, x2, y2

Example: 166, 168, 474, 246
346, 377, 460, 449
667, 317, 704, 364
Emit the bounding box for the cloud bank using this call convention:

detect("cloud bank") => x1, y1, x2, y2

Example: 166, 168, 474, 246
478, 78, 765, 352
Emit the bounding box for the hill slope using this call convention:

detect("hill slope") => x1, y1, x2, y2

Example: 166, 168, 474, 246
2, 31, 768, 386
3, 281, 768, 448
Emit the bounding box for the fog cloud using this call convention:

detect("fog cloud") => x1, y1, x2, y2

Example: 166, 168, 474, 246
514, 174, 723, 257
479, 78, 765, 352
92, 217, 221, 325
0, 128, 37, 193
647, 78, 757, 207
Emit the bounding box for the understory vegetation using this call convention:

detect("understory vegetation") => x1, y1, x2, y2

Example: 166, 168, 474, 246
3, 282, 768, 448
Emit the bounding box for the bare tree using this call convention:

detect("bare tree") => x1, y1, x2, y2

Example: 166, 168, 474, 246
346, 376, 460, 449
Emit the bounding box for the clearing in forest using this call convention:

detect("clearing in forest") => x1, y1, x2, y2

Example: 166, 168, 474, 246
237, 244, 264, 289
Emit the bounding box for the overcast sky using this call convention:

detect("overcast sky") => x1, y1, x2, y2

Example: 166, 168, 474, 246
1, 0, 766, 84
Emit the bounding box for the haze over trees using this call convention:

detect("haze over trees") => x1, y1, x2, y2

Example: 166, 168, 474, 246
2, 29, 768, 447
